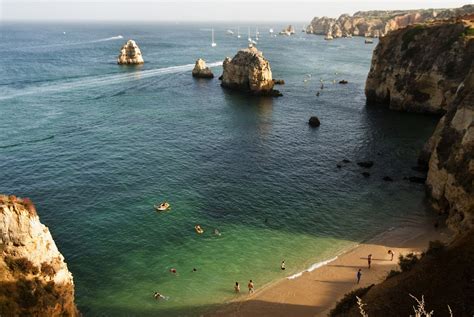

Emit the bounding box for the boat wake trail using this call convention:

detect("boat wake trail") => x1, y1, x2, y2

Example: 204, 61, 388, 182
18, 35, 124, 50
0, 61, 223, 100
0, 135, 55, 149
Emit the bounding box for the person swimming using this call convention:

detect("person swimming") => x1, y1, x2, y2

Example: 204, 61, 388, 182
234, 282, 240, 293
281, 260, 286, 270
214, 228, 221, 236
154, 292, 165, 300
170, 268, 177, 274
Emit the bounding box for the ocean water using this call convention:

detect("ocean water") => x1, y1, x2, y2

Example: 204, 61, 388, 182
0, 23, 439, 316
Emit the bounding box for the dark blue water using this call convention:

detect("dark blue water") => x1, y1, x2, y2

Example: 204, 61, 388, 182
0, 22, 438, 316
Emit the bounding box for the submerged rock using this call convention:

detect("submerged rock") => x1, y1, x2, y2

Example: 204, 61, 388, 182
0, 195, 79, 316
362, 172, 371, 177
383, 176, 394, 182
117, 39, 144, 65
273, 79, 285, 85
192, 58, 214, 78
339, 80, 348, 84
221, 47, 282, 97
308, 116, 321, 127
357, 161, 374, 168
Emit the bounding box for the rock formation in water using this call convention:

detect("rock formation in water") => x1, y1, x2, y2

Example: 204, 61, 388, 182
117, 39, 144, 65
365, 17, 474, 232
0, 195, 78, 316
306, 5, 474, 38
365, 19, 473, 114
279, 25, 295, 36
192, 58, 214, 78
220, 47, 282, 97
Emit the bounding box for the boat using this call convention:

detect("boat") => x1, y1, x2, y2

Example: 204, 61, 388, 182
237, 26, 241, 38
255, 27, 259, 41
324, 33, 334, 40
365, 38, 374, 44
269, 28, 274, 34
195, 225, 204, 234
247, 27, 251, 42
226, 29, 234, 35
211, 29, 217, 47
155, 202, 170, 211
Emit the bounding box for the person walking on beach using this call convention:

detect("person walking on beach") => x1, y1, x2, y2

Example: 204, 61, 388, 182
367, 254, 372, 269
234, 282, 240, 293
388, 250, 394, 261
248, 280, 254, 293
357, 269, 362, 284
281, 260, 286, 270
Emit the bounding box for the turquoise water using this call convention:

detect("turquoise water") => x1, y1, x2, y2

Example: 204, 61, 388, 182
0, 23, 439, 316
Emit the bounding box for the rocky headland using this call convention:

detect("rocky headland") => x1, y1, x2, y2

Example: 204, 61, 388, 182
220, 47, 282, 97
365, 16, 473, 232
306, 4, 474, 38
192, 58, 214, 78
0, 195, 78, 316
117, 39, 144, 65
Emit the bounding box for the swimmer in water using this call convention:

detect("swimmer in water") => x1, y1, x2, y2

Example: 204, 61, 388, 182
154, 292, 165, 300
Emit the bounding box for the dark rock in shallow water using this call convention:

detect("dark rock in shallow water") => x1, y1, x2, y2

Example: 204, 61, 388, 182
407, 176, 427, 184
357, 161, 374, 168
342, 159, 351, 163
362, 172, 371, 177
308, 116, 321, 127
383, 176, 393, 181
273, 79, 285, 85
339, 80, 348, 84
218, 75, 223, 80
337, 164, 342, 168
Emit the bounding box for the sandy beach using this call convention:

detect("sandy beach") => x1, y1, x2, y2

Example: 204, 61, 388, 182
209, 220, 452, 317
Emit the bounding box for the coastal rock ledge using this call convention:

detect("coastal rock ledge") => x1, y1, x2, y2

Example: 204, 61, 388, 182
0, 195, 78, 316
192, 58, 214, 78
221, 47, 282, 97
117, 39, 144, 65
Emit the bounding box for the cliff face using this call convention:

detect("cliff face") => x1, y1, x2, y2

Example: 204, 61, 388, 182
0, 195, 78, 316
365, 20, 473, 114
307, 5, 474, 38
117, 39, 144, 65
365, 18, 474, 232
221, 47, 282, 96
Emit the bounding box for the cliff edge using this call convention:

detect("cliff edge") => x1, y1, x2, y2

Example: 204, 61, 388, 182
0, 195, 78, 316
365, 17, 473, 232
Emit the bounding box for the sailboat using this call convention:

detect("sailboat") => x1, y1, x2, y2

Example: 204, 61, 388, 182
237, 26, 241, 38
255, 27, 259, 41
211, 28, 217, 47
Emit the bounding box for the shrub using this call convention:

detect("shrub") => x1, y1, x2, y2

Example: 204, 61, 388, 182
399, 253, 420, 272
41, 262, 56, 277
329, 284, 374, 317
386, 270, 401, 279
425, 240, 445, 256
401, 25, 425, 51
5, 257, 38, 275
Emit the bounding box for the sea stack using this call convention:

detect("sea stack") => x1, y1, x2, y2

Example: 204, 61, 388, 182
117, 39, 144, 65
192, 58, 214, 78
0, 195, 79, 316
365, 17, 474, 232
279, 25, 296, 36
221, 47, 282, 97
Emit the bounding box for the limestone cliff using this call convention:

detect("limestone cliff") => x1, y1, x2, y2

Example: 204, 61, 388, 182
365, 18, 474, 232
307, 5, 474, 38
365, 20, 473, 114
0, 195, 78, 316
192, 58, 214, 78
220, 47, 282, 97
117, 39, 144, 65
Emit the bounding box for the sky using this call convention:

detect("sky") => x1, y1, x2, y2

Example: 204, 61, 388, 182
1, 0, 470, 22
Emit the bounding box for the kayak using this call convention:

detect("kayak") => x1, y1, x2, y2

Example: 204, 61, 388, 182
154, 202, 170, 211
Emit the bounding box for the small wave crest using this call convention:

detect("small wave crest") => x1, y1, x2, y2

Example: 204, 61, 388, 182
0, 61, 223, 100
0, 135, 55, 149
287, 256, 338, 280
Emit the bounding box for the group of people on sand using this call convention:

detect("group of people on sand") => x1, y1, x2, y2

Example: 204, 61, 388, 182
356, 249, 395, 284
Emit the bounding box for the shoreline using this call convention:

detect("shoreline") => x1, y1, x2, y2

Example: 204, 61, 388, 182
207, 217, 453, 317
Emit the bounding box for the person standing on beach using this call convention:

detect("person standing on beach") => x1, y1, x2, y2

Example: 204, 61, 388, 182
367, 254, 372, 269
357, 269, 362, 284
388, 250, 394, 261
248, 280, 254, 293
234, 282, 240, 293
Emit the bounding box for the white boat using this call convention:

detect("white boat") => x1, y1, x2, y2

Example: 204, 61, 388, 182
237, 26, 241, 38
365, 38, 374, 44
247, 27, 251, 42
226, 29, 234, 35
154, 202, 170, 211
255, 27, 259, 41
211, 28, 217, 47
269, 28, 274, 34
